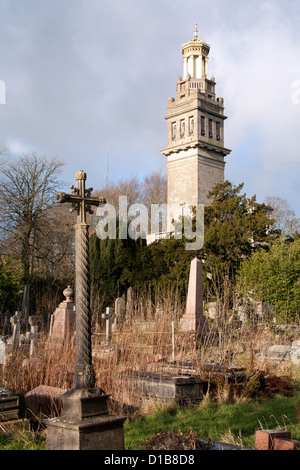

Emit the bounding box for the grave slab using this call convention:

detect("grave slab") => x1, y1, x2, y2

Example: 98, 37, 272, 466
118, 371, 204, 405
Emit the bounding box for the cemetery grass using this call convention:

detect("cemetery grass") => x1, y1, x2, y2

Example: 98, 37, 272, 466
0, 391, 299, 450
1, 289, 300, 450
0, 429, 46, 450
124, 390, 300, 450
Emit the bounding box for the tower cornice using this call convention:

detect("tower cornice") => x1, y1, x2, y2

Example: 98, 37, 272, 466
161, 140, 231, 157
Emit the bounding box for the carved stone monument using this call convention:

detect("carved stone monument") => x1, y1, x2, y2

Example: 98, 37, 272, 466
46, 170, 125, 450
48, 286, 76, 348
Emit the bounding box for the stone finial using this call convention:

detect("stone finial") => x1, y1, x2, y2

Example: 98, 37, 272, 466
75, 170, 86, 181
63, 285, 74, 303
194, 23, 198, 40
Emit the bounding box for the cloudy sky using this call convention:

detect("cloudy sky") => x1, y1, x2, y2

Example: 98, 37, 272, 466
0, 0, 300, 216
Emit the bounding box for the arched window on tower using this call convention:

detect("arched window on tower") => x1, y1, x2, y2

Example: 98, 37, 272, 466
209, 119, 213, 139
171, 122, 177, 140
180, 119, 185, 138
189, 116, 194, 135
201, 116, 205, 136
216, 122, 221, 141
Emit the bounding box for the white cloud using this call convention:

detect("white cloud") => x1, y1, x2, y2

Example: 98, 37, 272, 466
0, 0, 299, 215
5, 138, 31, 156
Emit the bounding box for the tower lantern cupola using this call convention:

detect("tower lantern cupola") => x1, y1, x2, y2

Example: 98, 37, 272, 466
161, 25, 231, 208
181, 23, 210, 80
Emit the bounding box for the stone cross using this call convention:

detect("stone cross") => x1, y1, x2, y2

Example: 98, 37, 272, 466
55, 170, 105, 389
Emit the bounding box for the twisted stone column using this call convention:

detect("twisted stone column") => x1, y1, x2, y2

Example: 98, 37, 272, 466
54, 170, 106, 390
75, 222, 95, 389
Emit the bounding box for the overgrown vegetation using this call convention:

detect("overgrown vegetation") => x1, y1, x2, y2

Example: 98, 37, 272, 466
0, 155, 299, 450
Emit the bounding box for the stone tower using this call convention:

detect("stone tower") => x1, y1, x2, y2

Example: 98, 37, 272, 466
161, 25, 231, 208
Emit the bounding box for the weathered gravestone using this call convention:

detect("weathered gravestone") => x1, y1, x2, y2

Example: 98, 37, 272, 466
2, 310, 11, 336
0, 387, 30, 432
0, 338, 6, 365
48, 286, 76, 348
114, 296, 125, 325
102, 307, 113, 344
28, 316, 39, 357
5, 311, 22, 355
180, 258, 209, 336
45, 170, 125, 450
126, 286, 134, 320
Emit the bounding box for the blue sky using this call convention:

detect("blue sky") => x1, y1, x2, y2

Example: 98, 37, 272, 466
0, 0, 300, 216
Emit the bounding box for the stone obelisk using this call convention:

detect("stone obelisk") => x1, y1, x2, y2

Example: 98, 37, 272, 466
180, 258, 209, 335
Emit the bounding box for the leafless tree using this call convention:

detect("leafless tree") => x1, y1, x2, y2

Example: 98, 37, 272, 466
93, 170, 167, 211
0, 153, 65, 283
265, 196, 300, 236
140, 170, 167, 208
94, 175, 142, 210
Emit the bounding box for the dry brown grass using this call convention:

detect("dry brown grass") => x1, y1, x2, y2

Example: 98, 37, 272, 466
1, 288, 299, 418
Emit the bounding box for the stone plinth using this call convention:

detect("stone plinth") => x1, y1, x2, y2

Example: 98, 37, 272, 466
45, 388, 126, 450
180, 258, 209, 335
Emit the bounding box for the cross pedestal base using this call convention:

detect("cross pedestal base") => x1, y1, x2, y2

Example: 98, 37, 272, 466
45, 388, 126, 450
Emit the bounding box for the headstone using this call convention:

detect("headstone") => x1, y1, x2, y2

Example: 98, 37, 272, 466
101, 307, 113, 344
126, 287, 134, 319
48, 286, 76, 348
28, 316, 39, 357
207, 302, 218, 320
3, 311, 11, 335
9, 311, 21, 353
0, 338, 6, 365
0, 387, 30, 432
257, 343, 300, 362
115, 297, 125, 322
180, 258, 209, 335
